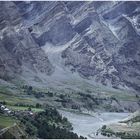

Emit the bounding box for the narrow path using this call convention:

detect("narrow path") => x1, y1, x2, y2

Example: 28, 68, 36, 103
0, 123, 16, 136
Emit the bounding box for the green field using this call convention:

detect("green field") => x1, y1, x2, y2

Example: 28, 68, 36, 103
7, 106, 44, 112
0, 115, 16, 129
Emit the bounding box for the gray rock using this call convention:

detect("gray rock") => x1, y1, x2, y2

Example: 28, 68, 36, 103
0, 2, 54, 81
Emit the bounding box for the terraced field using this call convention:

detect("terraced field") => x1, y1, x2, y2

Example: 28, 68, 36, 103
0, 115, 16, 129
7, 106, 44, 112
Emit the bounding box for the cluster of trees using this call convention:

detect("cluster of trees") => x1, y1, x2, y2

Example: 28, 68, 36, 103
22, 85, 54, 99
0, 101, 7, 105
78, 92, 100, 106
101, 125, 118, 137
22, 85, 44, 98
19, 107, 85, 139
14, 102, 42, 109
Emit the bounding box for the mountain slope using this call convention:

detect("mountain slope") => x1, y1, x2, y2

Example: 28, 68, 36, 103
12, 1, 140, 92
0, 1, 140, 92
0, 2, 54, 84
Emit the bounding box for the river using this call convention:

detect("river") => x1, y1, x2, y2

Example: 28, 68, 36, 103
59, 110, 130, 138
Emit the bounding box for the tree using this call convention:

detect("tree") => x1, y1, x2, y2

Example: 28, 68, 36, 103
25, 122, 37, 136
136, 94, 139, 98
28, 86, 33, 91
28, 107, 32, 111
36, 103, 41, 108
102, 125, 107, 130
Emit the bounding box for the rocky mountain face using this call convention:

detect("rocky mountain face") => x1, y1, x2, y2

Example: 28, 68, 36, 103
0, 2, 54, 82
0, 1, 140, 92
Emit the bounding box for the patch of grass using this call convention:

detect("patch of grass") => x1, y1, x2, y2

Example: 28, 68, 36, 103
0, 97, 34, 106
31, 108, 44, 112
0, 85, 31, 105
7, 106, 44, 112
0, 114, 16, 129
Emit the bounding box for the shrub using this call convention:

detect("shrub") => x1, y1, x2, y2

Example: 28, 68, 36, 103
36, 103, 42, 108
102, 125, 106, 130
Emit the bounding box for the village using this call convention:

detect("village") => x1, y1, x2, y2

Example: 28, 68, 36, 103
0, 103, 34, 117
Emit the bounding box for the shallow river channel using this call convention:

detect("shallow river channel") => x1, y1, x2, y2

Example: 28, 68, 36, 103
59, 110, 130, 138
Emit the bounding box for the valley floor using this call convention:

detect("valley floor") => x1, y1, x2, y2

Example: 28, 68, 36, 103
59, 110, 130, 138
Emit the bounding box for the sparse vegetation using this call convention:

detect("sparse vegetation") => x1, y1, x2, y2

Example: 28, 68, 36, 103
100, 111, 140, 139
